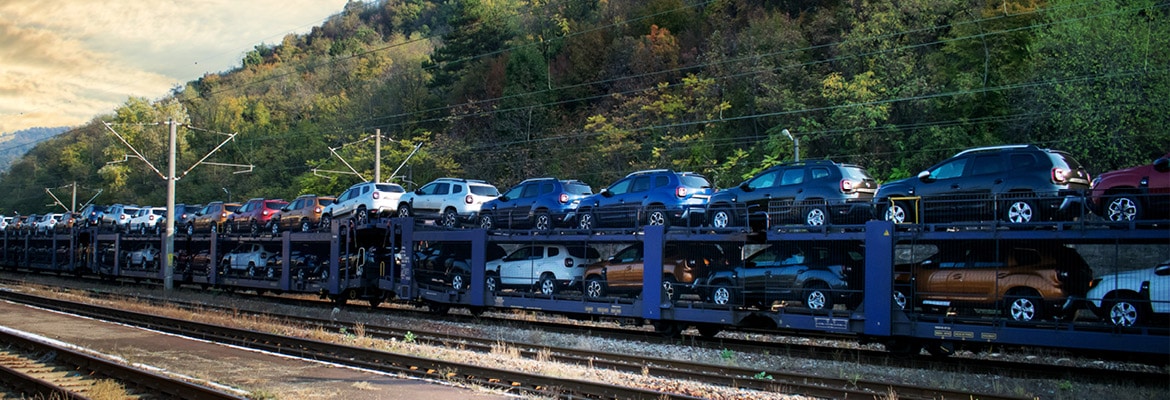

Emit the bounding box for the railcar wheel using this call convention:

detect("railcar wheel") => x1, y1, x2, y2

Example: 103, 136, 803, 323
652, 321, 684, 338
696, 324, 722, 338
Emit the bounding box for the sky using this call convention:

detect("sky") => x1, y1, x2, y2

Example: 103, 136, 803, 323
0, 0, 350, 135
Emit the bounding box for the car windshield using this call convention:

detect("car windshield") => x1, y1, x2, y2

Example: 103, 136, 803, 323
469, 185, 499, 197
376, 184, 405, 193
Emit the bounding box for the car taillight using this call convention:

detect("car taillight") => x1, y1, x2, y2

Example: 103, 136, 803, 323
840, 179, 855, 193
559, 193, 569, 204
314, 207, 322, 213
675, 187, 688, 197
1088, 278, 1101, 289
220, 212, 227, 218
1051, 167, 1068, 183
149, 215, 155, 221
564, 258, 574, 268
120, 215, 128, 220
465, 194, 474, 204
263, 210, 270, 216
373, 192, 381, 199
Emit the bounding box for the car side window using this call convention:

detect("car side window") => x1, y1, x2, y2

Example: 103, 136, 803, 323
506, 247, 532, 261
291, 199, 304, 210
811, 167, 830, 180
1011, 154, 1037, 169
971, 155, 1005, 176
653, 175, 670, 188
521, 183, 540, 198
547, 247, 559, 257
748, 169, 780, 189
780, 168, 804, 186
608, 178, 632, 195
503, 185, 524, 198
930, 158, 968, 180
613, 246, 642, 263
361, 185, 370, 195
452, 184, 464, 194
435, 183, 450, 195
540, 182, 554, 195
631, 176, 652, 193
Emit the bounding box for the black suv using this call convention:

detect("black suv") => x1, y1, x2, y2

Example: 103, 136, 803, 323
706, 160, 877, 228
574, 170, 714, 229
875, 145, 1091, 224
479, 178, 593, 230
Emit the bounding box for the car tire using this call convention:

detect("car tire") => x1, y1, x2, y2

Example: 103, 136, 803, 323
210, 223, 219, 234
1106, 294, 1147, 327
479, 213, 494, 230
485, 273, 499, 294
441, 208, 459, 228
266, 266, 276, 279
893, 287, 911, 310
804, 282, 833, 310
710, 282, 735, 305
883, 199, 910, 224
534, 212, 552, 231
355, 206, 369, 225
584, 276, 606, 299
300, 220, 312, 232
271, 221, 281, 235
1105, 194, 1142, 222
646, 207, 669, 227
250, 222, 260, 236
804, 203, 828, 226
139, 225, 146, 235
186, 223, 194, 236
538, 274, 557, 296
246, 263, 256, 277
1005, 290, 1043, 321
450, 273, 467, 291
397, 205, 412, 218
320, 215, 332, 231
709, 207, 735, 229
1003, 195, 1036, 224
577, 210, 595, 230
662, 276, 680, 302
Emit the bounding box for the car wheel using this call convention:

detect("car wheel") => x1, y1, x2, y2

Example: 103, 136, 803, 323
355, 206, 369, 225
577, 211, 595, 230
296, 268, 307, 281
584, 276, 606, 299
710, 283, 735, 305
250, 222, 260, 236
804, 282, 833, 310
139, 225, 146, 235
893, 289, 909, 310
319, 268, 329, 281
186, 224, 194, 236
646, 207, 669, 227
266, 266, 276, 279
397, 205, 412, 218
804, 204, 828, 226
485, 273, 499, 294
709, 207, 734, 228
1106, 295, 1147, 327
538, 274, 557, 296
883, 199, 909, 224
320, 215, 332, 230
1006, 291, 1043, 321
441, 208, 459, 228
1003, 196, 1036, 224
271, 220, 280, 235
479, 213, 494, 230
534, 212, 552, 231
450, 273, 466, 291
1105, 194, 1141, 222
662, 276, 679, 302
246, 263, 256, 277
226, 222, 235, 235
300, 220, 312, 232
210, 223, 219, 234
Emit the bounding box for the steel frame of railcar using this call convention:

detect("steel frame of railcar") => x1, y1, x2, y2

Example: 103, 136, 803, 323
0, 217, 1167, 357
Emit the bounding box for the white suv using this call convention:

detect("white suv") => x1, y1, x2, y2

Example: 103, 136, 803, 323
129, 206, 166, 234
321, 181, 406, 226
485, 244, 601, 295
1087, 260, 1170, 327
397, 178, 500, 228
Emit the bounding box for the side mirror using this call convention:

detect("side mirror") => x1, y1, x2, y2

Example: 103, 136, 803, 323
601, 189, 614, 198
1154, 157, 1169, 173
916, 170, 933, 182
498, 195, 510, 202
739, 182, 754, 192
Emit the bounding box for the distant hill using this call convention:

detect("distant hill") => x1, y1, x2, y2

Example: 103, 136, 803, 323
0, 127, 69, 172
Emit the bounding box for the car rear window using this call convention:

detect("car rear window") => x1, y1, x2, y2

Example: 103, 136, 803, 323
566, 245, 601, 259
1048, 151, 1084, 171
151, 209, 165, 216
376, 184, 405, 193
318, 198, 335, 206
679, 175, 711, 188
469, 185, 499, 197
264, 201, 284, 208
841, 166, 873, 180
563, 182, 592, 195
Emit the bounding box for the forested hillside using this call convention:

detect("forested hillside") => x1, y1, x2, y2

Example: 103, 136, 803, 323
0, 126, 68, 173
1, 0, 1166, 213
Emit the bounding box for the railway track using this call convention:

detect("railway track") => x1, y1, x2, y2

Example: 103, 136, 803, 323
0, 326, 244, 400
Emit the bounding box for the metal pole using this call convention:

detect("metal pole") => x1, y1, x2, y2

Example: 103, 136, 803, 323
783, 129, 800, 162
71, 182, 77, 213
375, 129, 381, 183
164, 119, 177, 290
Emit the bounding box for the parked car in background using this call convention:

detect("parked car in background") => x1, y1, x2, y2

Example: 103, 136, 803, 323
226, 198, 288, 235
174, 204, 203, 230
53, 213, 81, 233
478, 178, 593, 231
187, 201, 241, 234
413, 242, 507, 291
0, 216, 11, 231
485, 244, 601, 295
11, 215, 33, 235
221, 243, 277, 277
895, 241, 1093, 321
129, 207, 166, 234
575, 170, 714, 229
80, 204, 106, 228
583, 242, 728, 301
707, 160, 877, 229
876, 145, 1091, 224
397, 178, 498, 228
1087, 260, 1170, 327
270, 194, 336, 233
1089, 153, 1170, 222
100, 204, 140, 232
322, 182, 406, 226
124, 243, 160, 270
700, 241, 865, 310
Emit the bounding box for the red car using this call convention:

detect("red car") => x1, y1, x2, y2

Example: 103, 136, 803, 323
1090, 153, 1170, 222
226, 198, 289, 235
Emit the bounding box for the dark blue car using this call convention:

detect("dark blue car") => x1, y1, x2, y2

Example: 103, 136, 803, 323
573, 170, 714, 229
478, 177, 593, 231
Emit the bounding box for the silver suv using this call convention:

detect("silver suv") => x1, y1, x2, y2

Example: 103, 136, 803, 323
321, 182, 406, 226
397, 178, 500, 228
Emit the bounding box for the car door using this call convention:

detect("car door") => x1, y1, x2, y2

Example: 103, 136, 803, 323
606, 244, 644, 290
510, 183, 541, 227
497, 246, 537, 286
772, 167, 807, 220
415, 182, 449, 215
1150, 262, 1170, 314
597, 175, 649, 226
959, 153, 1009, 219
494, 184, 526, 227
915, 156, 972, 221
740, 245, 784, 302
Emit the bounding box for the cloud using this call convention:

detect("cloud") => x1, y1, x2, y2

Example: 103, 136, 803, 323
0, 0, 347, 134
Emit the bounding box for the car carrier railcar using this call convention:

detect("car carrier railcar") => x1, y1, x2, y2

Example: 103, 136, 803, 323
0, 215, 1166, 359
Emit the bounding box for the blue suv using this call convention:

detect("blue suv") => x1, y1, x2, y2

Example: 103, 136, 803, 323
574, 169, 714, 229
706, 160, 877, 229
478, 178, 593, 231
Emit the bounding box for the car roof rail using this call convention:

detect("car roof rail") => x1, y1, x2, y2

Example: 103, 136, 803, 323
625, 169, 673, 177
953, 144, 1036, 157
